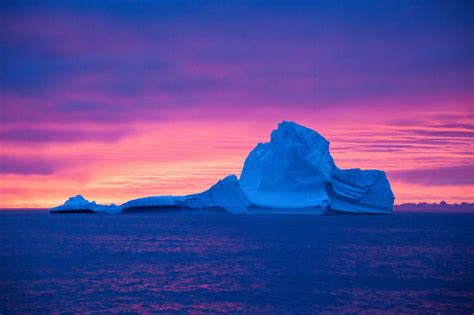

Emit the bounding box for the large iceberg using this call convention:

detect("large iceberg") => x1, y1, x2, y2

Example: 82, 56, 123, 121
240, 121, 334, 212
51, 121, 395, 214
240, 121, 394, 213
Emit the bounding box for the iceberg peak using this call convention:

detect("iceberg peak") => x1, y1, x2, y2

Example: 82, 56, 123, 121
63, 195, 93, 205
239, 121, 335, 209
271, 121, 328, 148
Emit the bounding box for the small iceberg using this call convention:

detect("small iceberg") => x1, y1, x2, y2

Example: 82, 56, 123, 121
50, 195, 121, 214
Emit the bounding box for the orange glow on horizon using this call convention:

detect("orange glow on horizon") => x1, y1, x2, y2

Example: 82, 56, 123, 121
1, 105, 473, 208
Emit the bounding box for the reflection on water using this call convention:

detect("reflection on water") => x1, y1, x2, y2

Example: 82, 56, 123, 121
0, 211, 473, 313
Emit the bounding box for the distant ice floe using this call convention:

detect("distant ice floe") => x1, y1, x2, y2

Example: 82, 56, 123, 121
51, 121, 395, 215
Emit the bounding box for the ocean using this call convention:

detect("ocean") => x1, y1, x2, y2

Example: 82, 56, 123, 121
1, 210, 473, 313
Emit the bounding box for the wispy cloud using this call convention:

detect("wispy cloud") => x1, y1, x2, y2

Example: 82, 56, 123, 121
0, 127, 131, 143
0, 155, 57, 175
390, 165, 474, 186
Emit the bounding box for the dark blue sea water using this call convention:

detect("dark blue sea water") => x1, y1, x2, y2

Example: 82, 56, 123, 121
1, 211, 473, 314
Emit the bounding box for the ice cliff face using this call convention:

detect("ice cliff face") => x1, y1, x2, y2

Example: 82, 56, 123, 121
328, 168, 395, 214
51, 121, 395, 214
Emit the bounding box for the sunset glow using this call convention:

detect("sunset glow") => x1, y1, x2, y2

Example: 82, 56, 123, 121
1, 1, 472, 207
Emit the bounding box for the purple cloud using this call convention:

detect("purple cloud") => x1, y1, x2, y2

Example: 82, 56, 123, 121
1, 2, 472, 129
0, 127, 131, 143
412, 130, 474, 138
0, 156, 56, 175
389, 165, 474, 186
431, 123, 474, 130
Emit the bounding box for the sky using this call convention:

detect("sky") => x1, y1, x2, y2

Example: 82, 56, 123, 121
0, 0, 473, 208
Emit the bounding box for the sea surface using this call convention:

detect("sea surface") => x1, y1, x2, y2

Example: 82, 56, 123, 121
1, 210, 473, 314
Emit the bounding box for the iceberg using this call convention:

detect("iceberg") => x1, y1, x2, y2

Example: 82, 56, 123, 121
120, 175, 249, 214
239, 121, 394, 214
239, 121, 334, 211
327, 168, 394, 214
182, 175, 250, 214
50, 121, 395, 215
49, 195, 121, 214
121, 195, 182, 212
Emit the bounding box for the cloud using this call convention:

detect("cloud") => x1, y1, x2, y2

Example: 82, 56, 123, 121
0, 127, 130, 143
1, 2, 472, 129
389, 165, 474, 186
431, 123, 474, 130
0, 155, 56, 175
412, 130, 474, 138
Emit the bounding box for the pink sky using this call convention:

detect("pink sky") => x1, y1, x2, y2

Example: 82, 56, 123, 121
0, 2, 472, 208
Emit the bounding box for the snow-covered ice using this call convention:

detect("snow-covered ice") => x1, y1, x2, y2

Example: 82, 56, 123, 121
50, 121, 395, 214
120, 175, 249, 213
182, 175, 250, 214
121, 195, 182, 211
